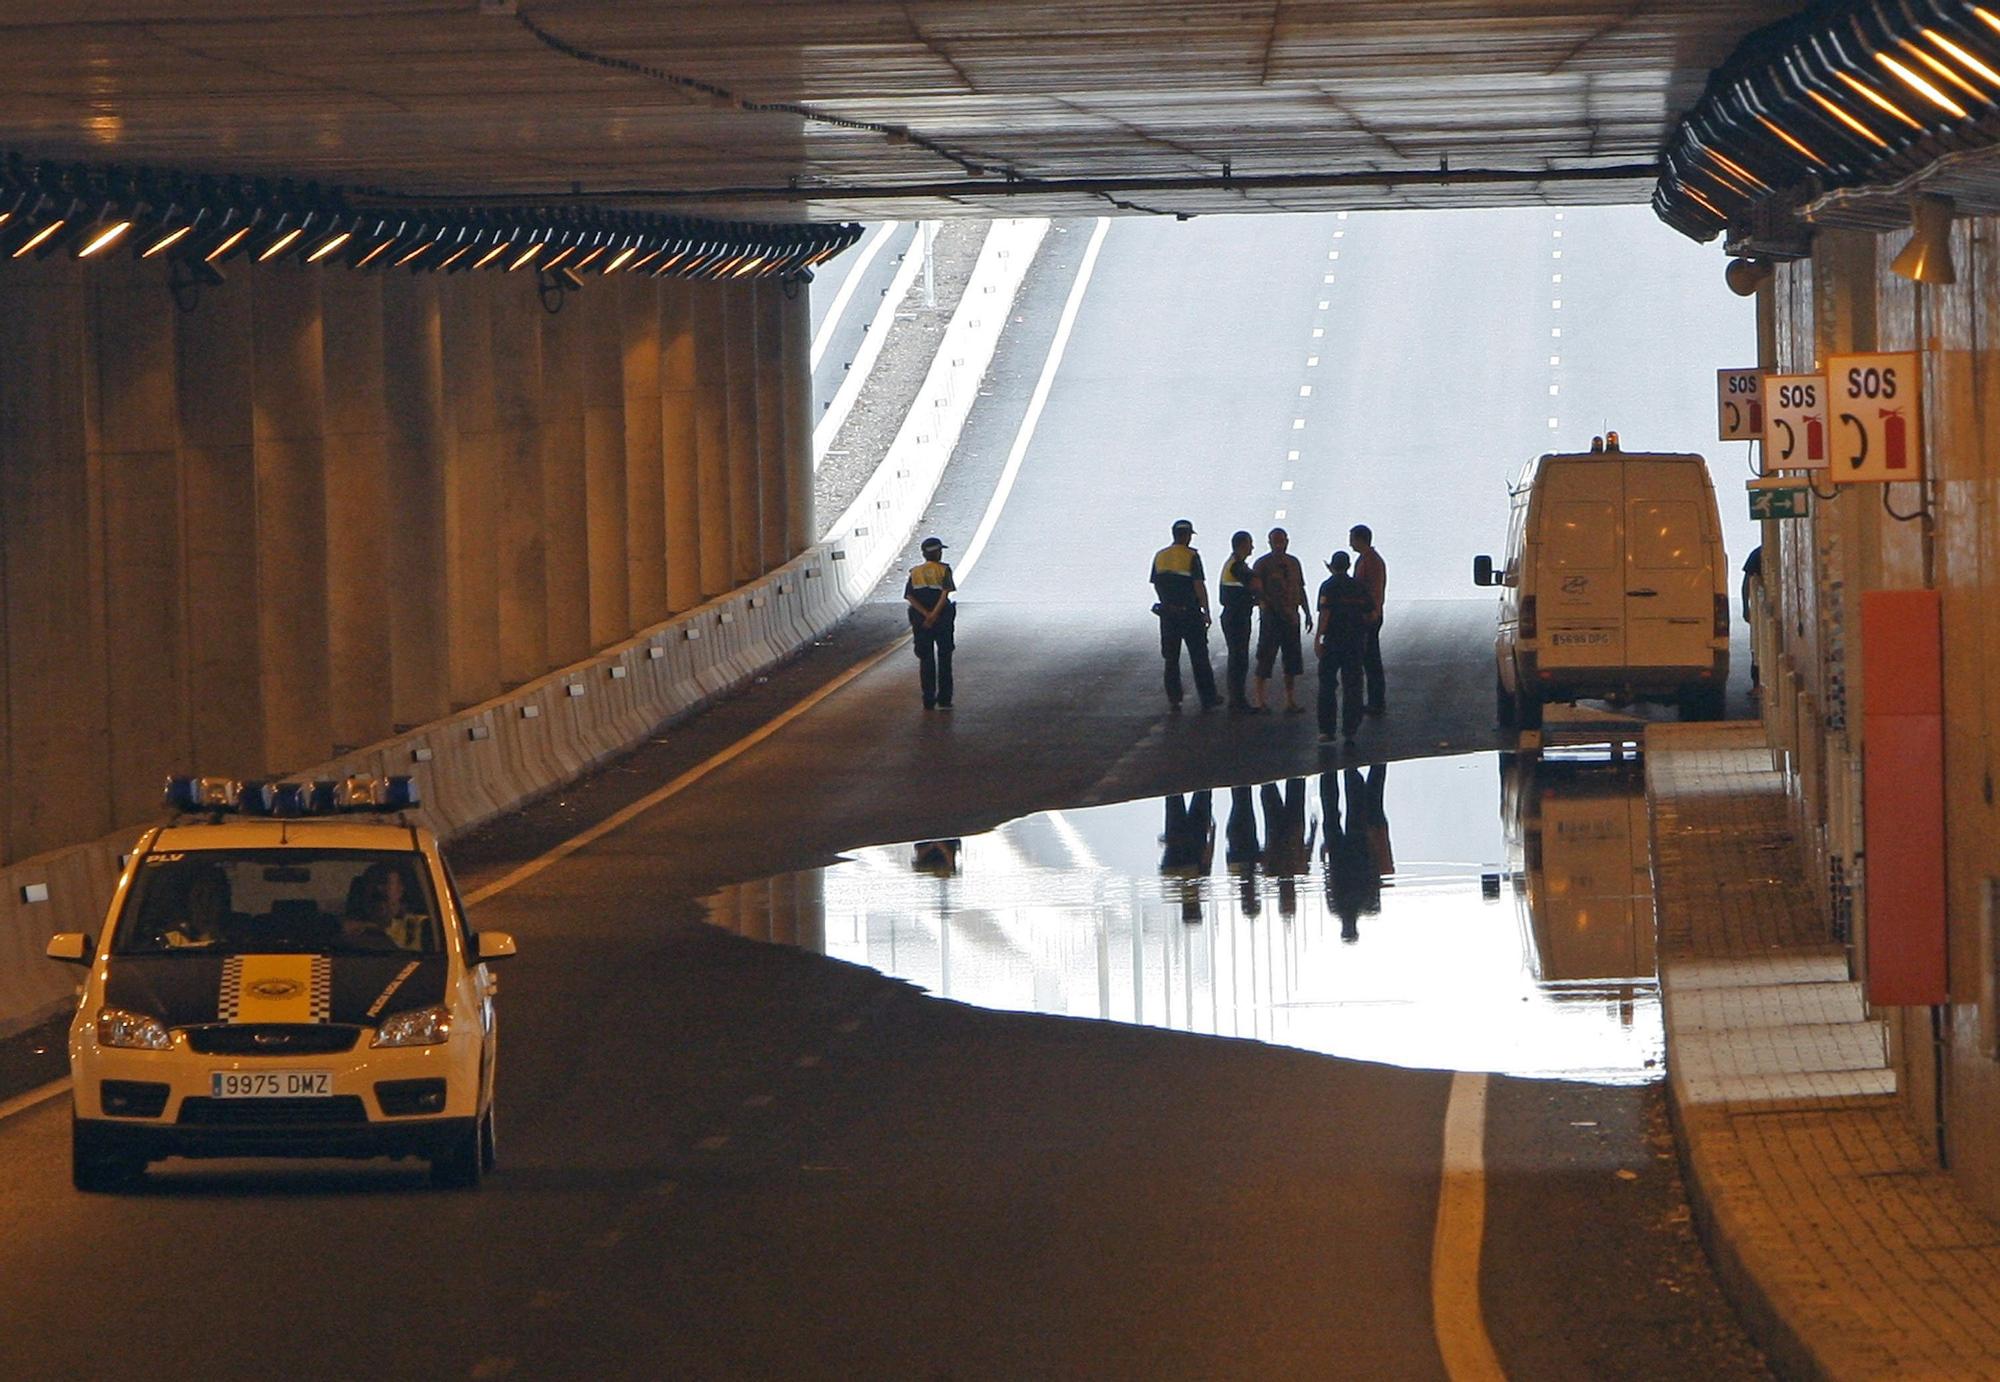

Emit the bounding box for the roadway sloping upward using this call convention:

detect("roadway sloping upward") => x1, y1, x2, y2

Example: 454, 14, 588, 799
0, 210, 1765, 1380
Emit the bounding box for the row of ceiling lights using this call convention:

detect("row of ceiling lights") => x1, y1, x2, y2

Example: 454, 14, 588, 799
1655, 0, 2000, 242
0, 157, 861, 285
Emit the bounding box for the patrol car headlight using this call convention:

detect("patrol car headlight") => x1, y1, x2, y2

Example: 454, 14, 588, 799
372, 1005, 452, 1048
96, 1007, 172, 1051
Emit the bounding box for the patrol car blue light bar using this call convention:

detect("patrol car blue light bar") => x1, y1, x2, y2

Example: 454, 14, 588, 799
166, 774, 419, 816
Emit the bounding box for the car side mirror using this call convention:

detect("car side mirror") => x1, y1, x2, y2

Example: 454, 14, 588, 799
1472, 555, 1495, 587
45, 933, 90, 965
473, 931, 517, 962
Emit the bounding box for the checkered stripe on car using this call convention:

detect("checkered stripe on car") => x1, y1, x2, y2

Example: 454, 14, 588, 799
310, 956, 332, 1022
218, 955, 245, 1022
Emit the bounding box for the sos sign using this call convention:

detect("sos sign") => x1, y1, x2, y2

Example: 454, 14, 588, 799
1827, 352, 1923, 485
1762, 373, 1829, 470
1717, 368, 1763, 441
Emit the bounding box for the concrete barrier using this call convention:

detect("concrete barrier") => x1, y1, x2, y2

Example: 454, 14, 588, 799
0, 217, 1051, 1040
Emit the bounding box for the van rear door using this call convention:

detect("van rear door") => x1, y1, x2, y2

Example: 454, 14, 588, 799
1622, 459, 1712, 672
1535, 461, 1623, 668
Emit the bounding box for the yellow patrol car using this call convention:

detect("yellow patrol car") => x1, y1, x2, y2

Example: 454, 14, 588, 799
45, 775, 515, 1191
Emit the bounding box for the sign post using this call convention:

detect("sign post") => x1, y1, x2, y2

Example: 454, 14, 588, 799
1717, 368, 1764, 441
1827, 351, 1923, 484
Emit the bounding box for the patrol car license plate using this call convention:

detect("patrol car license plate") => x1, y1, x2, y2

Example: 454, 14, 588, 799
210, 1071, 332, 1098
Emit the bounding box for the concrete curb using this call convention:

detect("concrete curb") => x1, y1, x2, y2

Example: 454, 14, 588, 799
0, 216, 1052, 1039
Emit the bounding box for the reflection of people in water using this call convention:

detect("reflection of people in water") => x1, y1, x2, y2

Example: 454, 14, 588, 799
1224, 784, 1263, 918
1260, 778, 1313, 918
1322, 765, 1391, 941
911, 839, 963, 875
1160, 790, 1215, 922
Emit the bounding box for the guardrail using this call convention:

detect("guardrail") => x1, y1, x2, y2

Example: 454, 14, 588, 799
0, 216, 1050, 1039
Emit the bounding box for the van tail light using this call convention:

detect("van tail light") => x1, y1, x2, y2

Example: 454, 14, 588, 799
1714, 594, 1730, 638
1521, 595, 1537, 640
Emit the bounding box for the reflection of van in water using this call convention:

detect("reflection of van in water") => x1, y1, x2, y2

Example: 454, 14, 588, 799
1501, 755, 1654, 985
1473, 436, 1729, 729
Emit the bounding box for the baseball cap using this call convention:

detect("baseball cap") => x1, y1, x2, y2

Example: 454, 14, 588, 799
1171, 518, 1195, 535
920, 535, 946, 551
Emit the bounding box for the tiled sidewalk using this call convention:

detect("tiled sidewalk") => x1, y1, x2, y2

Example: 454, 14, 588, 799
1648, 722, 2000, 1379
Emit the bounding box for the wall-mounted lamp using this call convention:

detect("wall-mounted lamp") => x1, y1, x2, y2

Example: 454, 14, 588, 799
1725, 256, 1775, 296
1890, 192, 1956, 283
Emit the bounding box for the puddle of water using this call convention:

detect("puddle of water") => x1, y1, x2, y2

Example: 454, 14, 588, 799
705, 751, 1663, 1084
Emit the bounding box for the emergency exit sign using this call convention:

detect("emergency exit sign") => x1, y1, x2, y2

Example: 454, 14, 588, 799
1748, 484, 1808, 520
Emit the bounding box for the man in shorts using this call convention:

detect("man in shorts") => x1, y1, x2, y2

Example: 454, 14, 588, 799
1251, 527, 1312, 712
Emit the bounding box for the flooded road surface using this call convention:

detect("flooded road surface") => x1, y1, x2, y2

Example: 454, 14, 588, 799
708, 749, 1662, 1085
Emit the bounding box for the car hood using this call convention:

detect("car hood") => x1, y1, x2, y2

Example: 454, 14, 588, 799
104, 953, 448, 1028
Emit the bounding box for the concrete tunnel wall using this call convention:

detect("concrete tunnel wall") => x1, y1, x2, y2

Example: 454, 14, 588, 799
0, 253, 815, 870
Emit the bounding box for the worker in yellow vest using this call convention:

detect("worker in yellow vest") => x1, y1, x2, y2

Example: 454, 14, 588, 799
904, 536, 957, 710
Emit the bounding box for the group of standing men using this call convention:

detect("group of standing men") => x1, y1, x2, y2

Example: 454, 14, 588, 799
1150, 519, 1386, 744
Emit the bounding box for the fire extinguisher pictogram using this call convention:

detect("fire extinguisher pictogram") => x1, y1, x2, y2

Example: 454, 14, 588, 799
1805, 414, 1825, 462
1879, 407, 1909, 470
1749, 399, 1764, 432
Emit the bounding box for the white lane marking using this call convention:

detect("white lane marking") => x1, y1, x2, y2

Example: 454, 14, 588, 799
464, 640, 905, 907
0, 1077, 67, 1126
1432, 1071, 1506, 1380
809, 222, 897, 369
956, 215, 1111, 581
813, 222, 929, 468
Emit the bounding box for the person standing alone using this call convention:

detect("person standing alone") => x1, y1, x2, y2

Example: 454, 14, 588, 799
1350, 524, 1388, 714
1218, 530, 1259, 711
1315, 549, 1371, 744
904, 536, 957, 710
1150, 519, 1222, 710
1252, 527, 1311, 713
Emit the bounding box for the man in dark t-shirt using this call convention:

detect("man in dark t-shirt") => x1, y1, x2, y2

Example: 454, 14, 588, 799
1217, 530, 1259, 711
1315, 550, 1372, 743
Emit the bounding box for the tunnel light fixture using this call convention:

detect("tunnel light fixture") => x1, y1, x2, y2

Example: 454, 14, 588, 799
1832, 70, 1924, 130
541, 244, 577, 272
602, 244, 638, 274
1926, 29, 2000, 89
471, 240, 512, 270
1903, 40, 1988, 103
505, 239, 544, 271
9, 218, 64, 258
74, 218, 132, 258
1876, 52, 1968, 117
304, 229, 351, 263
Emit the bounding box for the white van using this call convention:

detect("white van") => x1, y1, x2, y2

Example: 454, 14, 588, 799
1473, 437, 1729, 728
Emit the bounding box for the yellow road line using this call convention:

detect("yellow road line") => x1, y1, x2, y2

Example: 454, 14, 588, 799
0, 1078, 68, 1125
465, 639, 905, 907
1432, 1070, 1507, 1380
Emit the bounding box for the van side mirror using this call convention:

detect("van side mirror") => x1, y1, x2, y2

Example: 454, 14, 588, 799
45, 933, 90, 965
1472, 555, 1495, 587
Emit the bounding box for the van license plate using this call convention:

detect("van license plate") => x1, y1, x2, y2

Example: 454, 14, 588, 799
210, 1071, 332, 1098
1552, 631, 1613, 648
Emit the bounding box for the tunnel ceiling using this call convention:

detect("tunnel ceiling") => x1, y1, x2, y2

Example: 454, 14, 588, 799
0, 2, 1802, 222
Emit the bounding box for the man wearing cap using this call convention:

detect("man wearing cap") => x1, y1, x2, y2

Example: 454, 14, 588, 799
1315, 549, 1371, 745
1149, 519, 1222, 710
904, 536, 957, 710
1217, 530, 1259, 712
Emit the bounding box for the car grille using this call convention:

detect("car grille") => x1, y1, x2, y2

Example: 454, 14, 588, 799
177, 1096, 368, 1127
185, 1024, 360, 1056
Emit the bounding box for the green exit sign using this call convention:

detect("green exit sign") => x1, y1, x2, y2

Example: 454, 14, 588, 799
1749, 486, 1809, 520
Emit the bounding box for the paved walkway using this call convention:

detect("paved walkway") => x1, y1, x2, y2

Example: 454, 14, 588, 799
1649, 722, 2000, 1379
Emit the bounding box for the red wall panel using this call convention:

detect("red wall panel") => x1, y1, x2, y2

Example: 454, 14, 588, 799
1861, 590, 1946, 1006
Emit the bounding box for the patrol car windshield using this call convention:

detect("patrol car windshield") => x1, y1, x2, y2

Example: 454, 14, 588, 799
113, 850, 444, 957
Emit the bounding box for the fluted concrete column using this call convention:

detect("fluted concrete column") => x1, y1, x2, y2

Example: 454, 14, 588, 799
441, 278, 501, 707
691, 282, 733, 599
779, 273, 815, 556
320, 270, 393, 752
583, 289, 631, 647
0, 260, 106, 859
660, 282, 702, 613
539, 292, 590, 668
621, 279, 668, 628
177, 272, 264, 776
250, 268, 332, 771
93, 253, 187, 823
724, 281, 763, 583
755, 280, 789, 574
380, 275, 450, 730
492, 278, 549, 685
